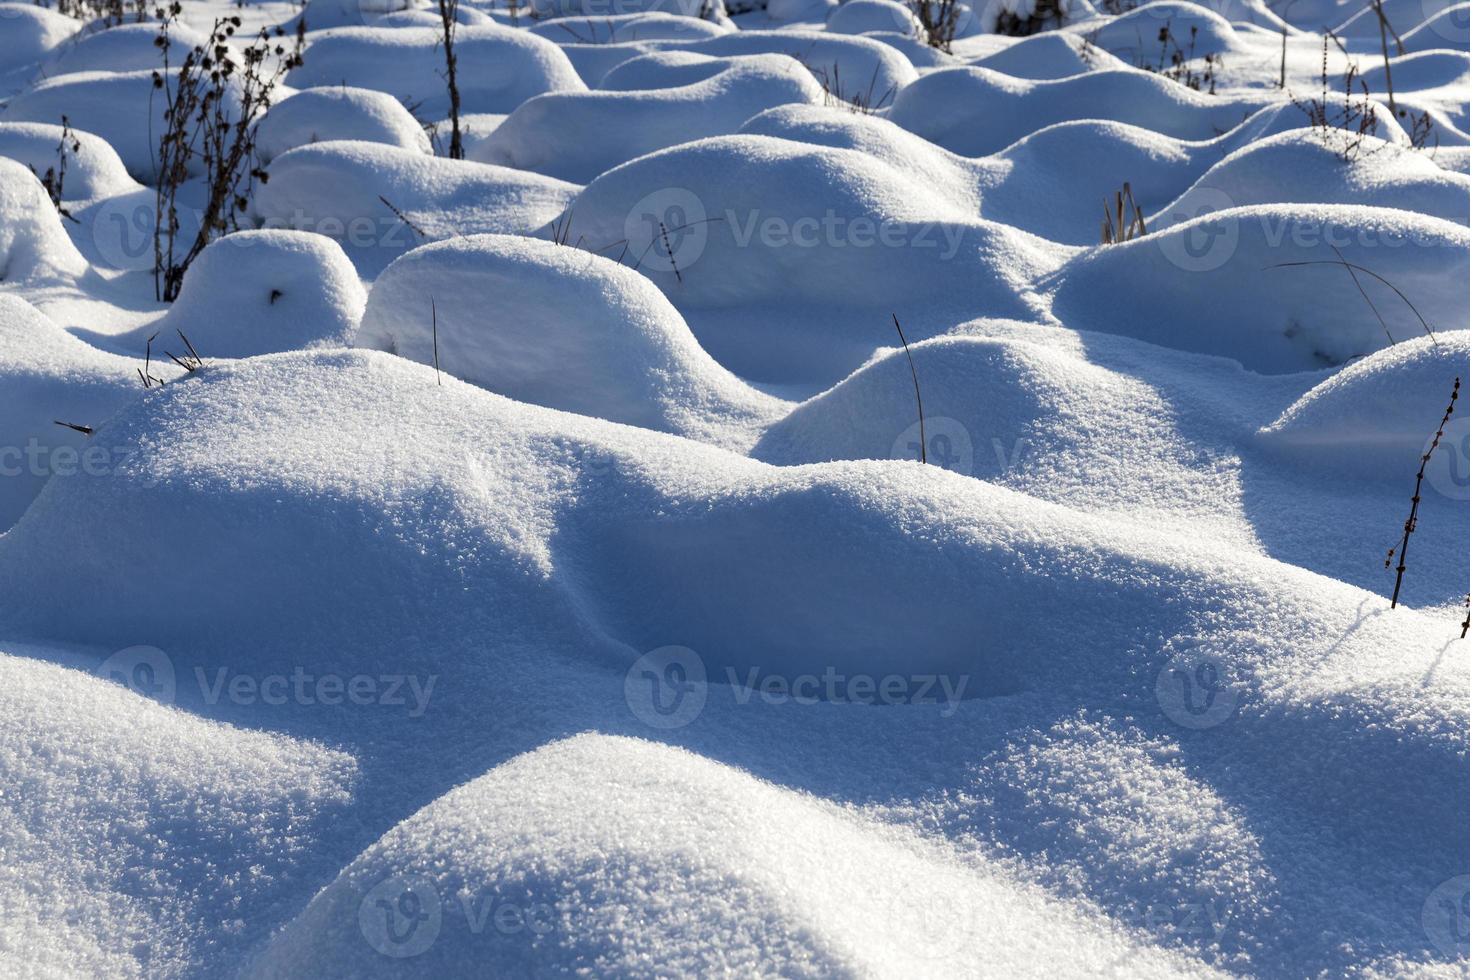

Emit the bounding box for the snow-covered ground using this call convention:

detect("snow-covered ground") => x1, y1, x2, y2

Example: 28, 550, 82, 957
5, 0, 1470, 975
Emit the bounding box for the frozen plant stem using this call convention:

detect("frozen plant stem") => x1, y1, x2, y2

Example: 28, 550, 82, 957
437, 0, 464, 160
891, 314, 926, 465
1386, 377, 1459, 608
431, 298, 441, 386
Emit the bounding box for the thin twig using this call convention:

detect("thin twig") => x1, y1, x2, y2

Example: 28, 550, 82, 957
379, 195, 427, 238
1266, 258, 1438, 344
1386, 377, 1459, 607
891, 314, 926, 465
431, 297, 441, 386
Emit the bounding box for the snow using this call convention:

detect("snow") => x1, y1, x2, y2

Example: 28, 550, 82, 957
284, 25, 586, 118
255, 86, 434, 163
251, 139, 578, 274
99, 230, 366, 358
0, 121, 140, 202
355, 234, 785, 443
468, 52, 825, 181
12, 0, 1470, 976
0, 157, 89, 283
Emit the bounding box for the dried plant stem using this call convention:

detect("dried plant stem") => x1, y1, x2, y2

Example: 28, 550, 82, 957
1386, 377, 1459, 608
431, 298, 441, 386
436, 0, 464, 159
891, 314, 926, 465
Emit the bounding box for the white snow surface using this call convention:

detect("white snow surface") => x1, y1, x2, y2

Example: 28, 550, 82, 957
11, 1, 1470, 977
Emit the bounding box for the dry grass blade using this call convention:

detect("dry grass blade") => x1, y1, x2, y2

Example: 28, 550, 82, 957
1265, 255, 1438, 344
891, 314, 927, 465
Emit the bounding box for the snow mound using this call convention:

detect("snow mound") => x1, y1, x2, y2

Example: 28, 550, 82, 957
1258, 333, 1470, 473
253, 140, 577, 275
887, 67, 1267, 157
1404, 4, 1470, 53
1, 69, 240, 181
972, 31, 1129, 79
109, 231, 366, 359
369, 5, 497, 26
563, 133, 1062, 382
767, 0, 838, 20
469, 54, 823, 182
0, 343, 1407, 688
825, 0, 924, 36
39, 21, 208, 77
528, 0, 733, 24
0, 295, 143, 530
678, 29, 919, 103
1156, 130, 1470, 230
245, 734, 1215, 979
256, 86, 433, 164
1083, 1, 1245, 63
355, 234, 785, 444
281, 0, 420, 31
0, 121, 138, 201
1046, 204, 1470, 372
552, 40, 662, 87
754, 333, 1085, 473
0, 4, 78, 93
0, 157, 88, 283
0, 644, 356, 977
1331, 0, 1432, 38
528, 11, 731, 42
739, 101, 983, 211
287, 25, 585, 118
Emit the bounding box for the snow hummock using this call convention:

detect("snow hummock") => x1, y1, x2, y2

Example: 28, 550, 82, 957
469, 53, 824, 182
0, 121, 138, 202
256, 86, 434, 164
0, 157, 89, 284
355, 234, 785, 444
286, 25, 586, 118
103, 230, 367, 359
243, 734, 1219, 979
253, 140, 578, 275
